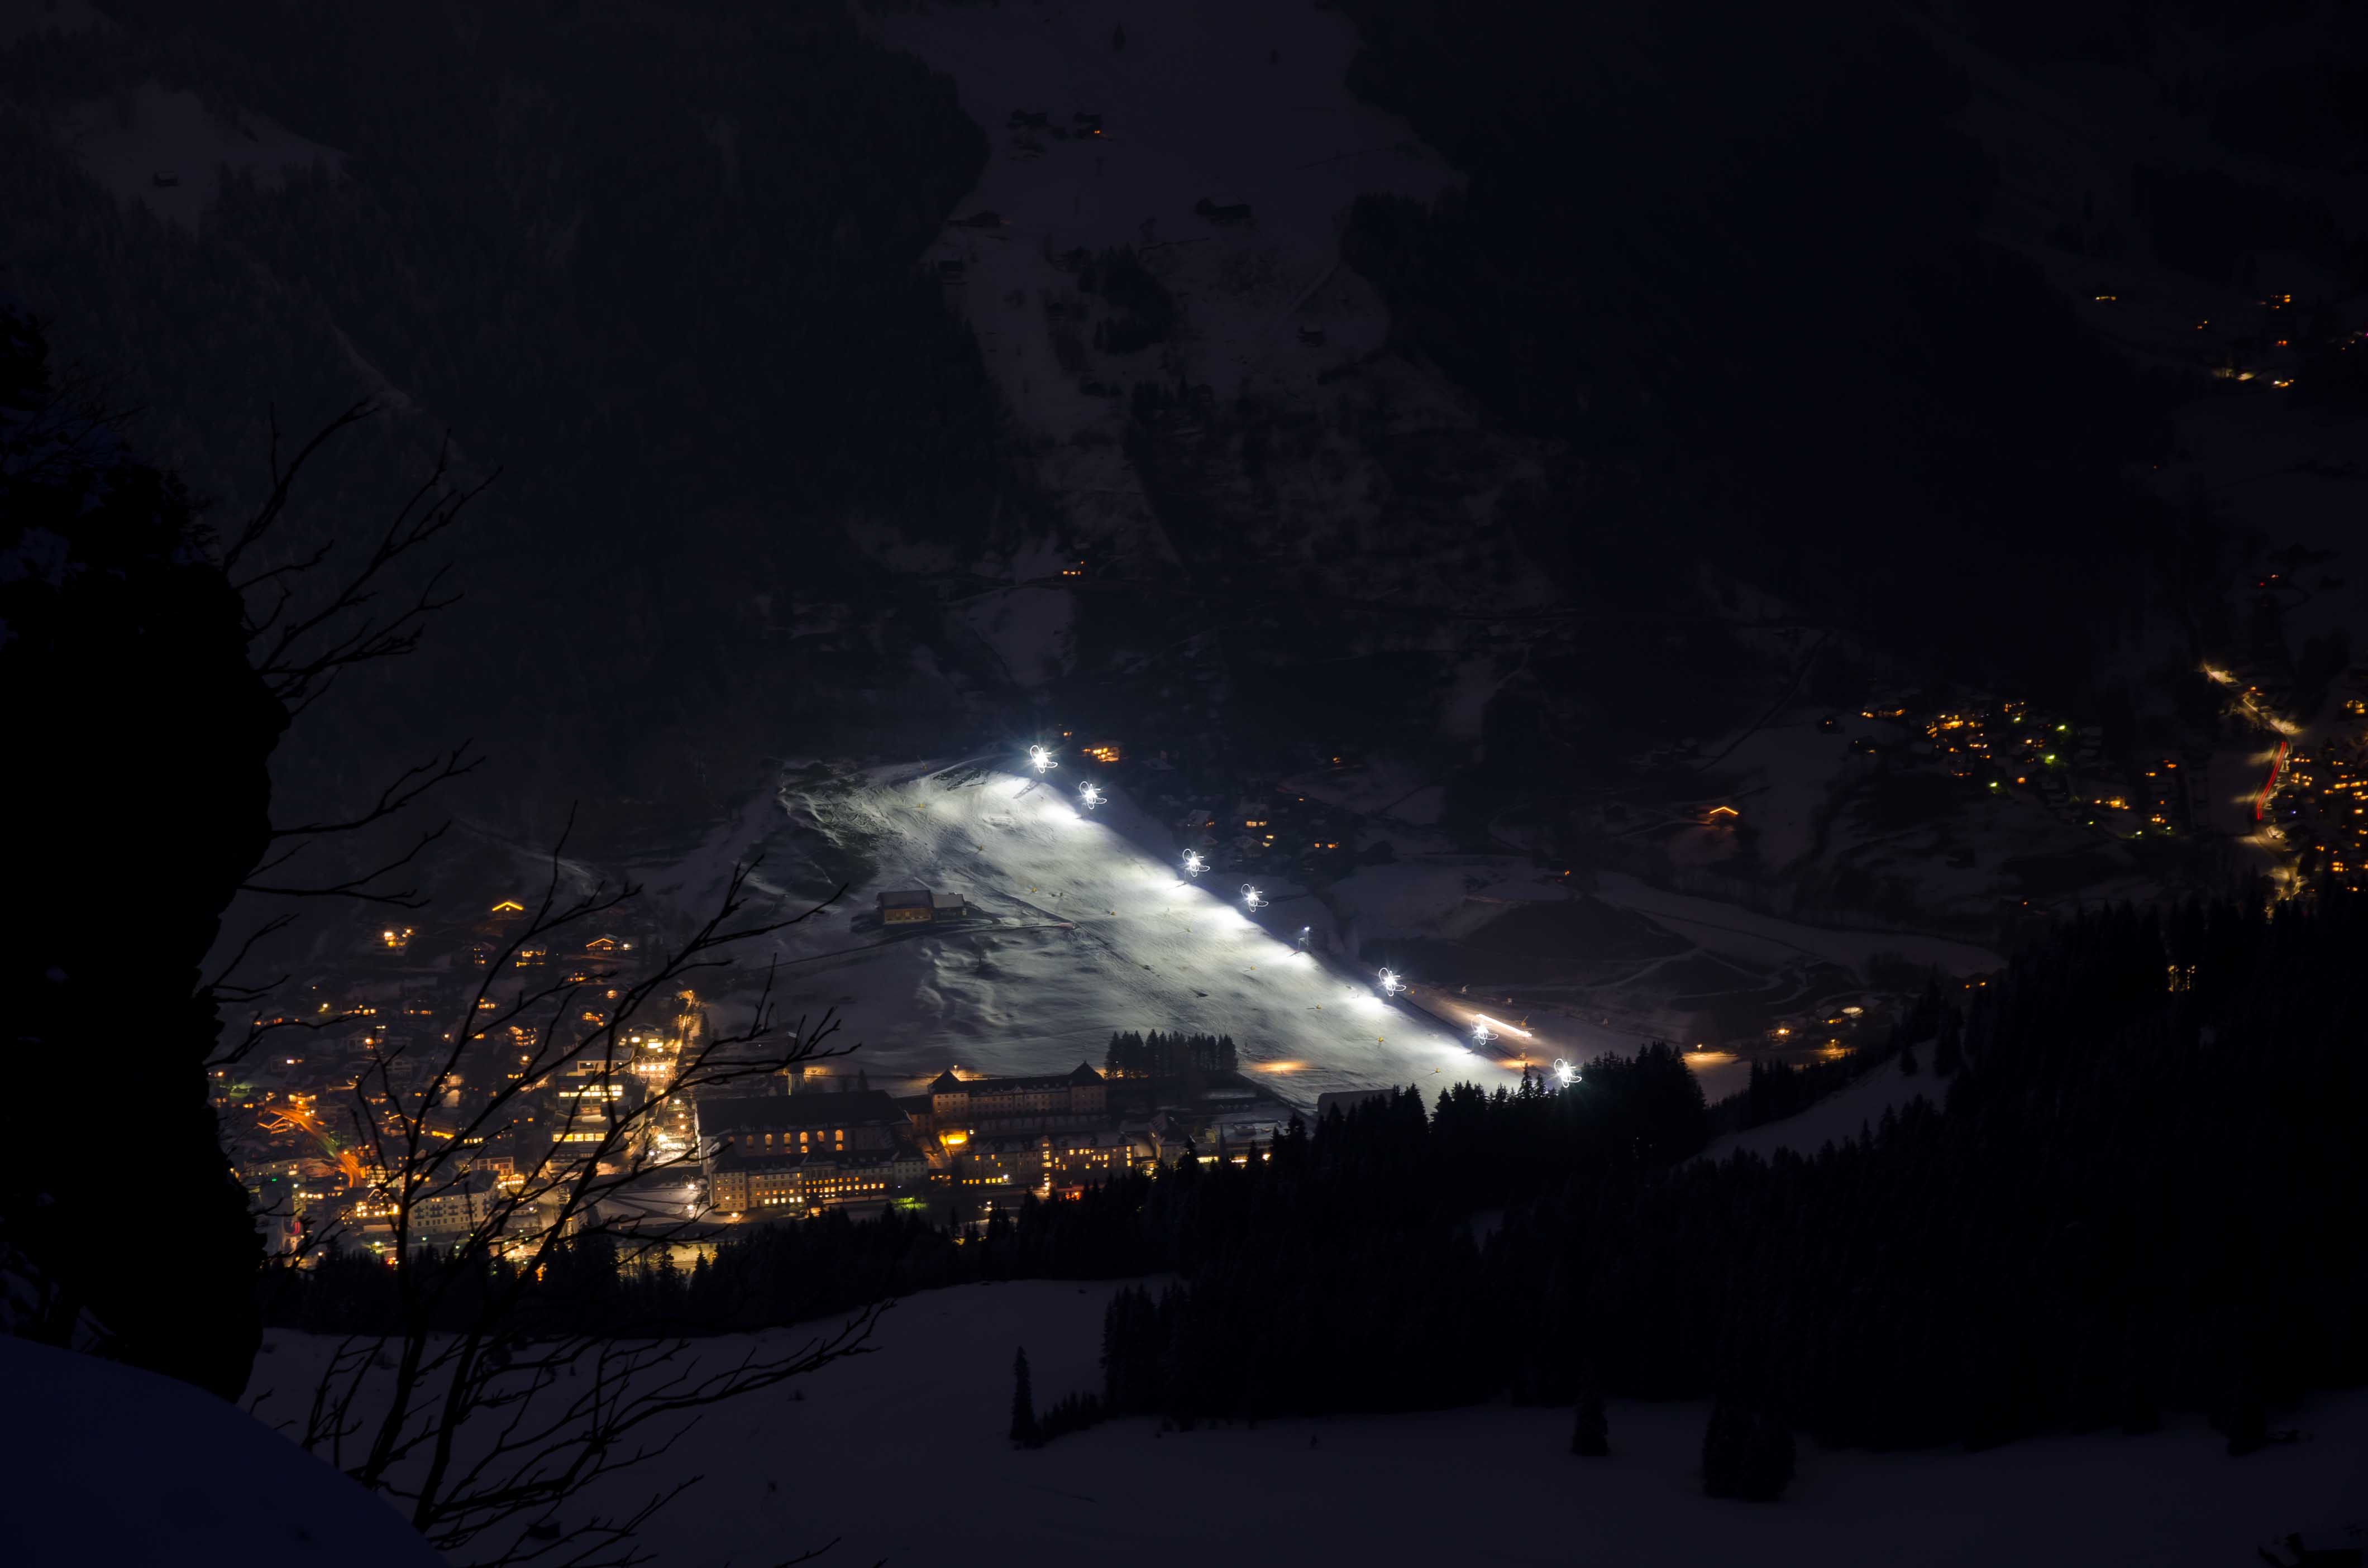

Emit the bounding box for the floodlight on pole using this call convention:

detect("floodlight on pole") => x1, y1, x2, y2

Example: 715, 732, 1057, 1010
1181, 850, 1205, 879
1028, 744, 1058, 775
1240, 884, 1266, 912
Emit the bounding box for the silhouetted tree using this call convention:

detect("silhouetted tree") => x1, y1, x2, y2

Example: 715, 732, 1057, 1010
1572, 1387, 1609, 1456
1703, 1401, 1796, 1500
1011, 1347, 1040, 1446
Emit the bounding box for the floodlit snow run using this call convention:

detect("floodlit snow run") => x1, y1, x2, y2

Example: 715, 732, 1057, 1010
648, 762, 1484, 1103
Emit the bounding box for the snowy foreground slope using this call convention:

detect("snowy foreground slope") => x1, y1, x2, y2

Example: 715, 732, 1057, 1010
247, 1280, 2367, 1568
642, 761, 1481, 1104
0, 1333, 443, 1568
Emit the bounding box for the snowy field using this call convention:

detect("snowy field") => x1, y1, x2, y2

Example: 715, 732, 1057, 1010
1700, 1050, 1941, 1164
641, 759, 1488, 1105
1, 1332, 442, 1568
240, 1279, 2368, 1568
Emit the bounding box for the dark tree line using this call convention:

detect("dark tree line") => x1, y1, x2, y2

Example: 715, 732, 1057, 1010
1078, 247, 1176, 355
271, 893, 2368, 1464
1104, 1029, 1238, 1078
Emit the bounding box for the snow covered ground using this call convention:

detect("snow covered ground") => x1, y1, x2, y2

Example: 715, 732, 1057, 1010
1701, 1050, 1942, 1164
868, 0, 1521, 686
52, 78, 343, 233
1587, 872, 1998, 978
244, 1279, 2368, 1568
640, 759, 1489, 1105
628, 757, 2021, 1110
0, 1333, 442, 1568
877, 0, 1453, 432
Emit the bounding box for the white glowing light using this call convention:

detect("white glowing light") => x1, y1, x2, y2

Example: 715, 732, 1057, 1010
1077, 782, 1103, 811
1552, 1058, 1580, 1088
1181, 850, 1205, 879
1472, 1012, 1531, 1039
1240, 883, 1266, 912
1377, 967, 1405, 997
1471, 1019, 1493, 1046
1027, 744, 1058, 775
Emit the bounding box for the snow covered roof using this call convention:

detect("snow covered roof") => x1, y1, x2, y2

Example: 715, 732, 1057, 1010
696, 1091, 905, 1135
931, 1063, 1104, 1095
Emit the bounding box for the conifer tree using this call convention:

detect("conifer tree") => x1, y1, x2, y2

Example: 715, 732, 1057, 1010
1010, 1347, 1040, 1446
1571, 1386, 1609, 1456
1933, 1010, 1964, 1076
1702, 1400, 1741, 1495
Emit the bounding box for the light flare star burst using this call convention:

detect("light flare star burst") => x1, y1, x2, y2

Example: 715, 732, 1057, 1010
1552, 1058, 1581, 1087
1181, 850, 1206, 879
1240, 883, 1266, 912
1027, 744, 1057, 774
1377, 966, 1404, 996
1077, 782, 1103, 811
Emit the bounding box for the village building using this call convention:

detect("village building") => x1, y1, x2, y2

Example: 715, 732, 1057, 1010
697, 1089, 927, 1216
705, 1144, 927, 1217
695, 1089, 908, 1156
920, 1063, 1106, 1135
945, 1126, 1152, 1192
876, 887, 968, 925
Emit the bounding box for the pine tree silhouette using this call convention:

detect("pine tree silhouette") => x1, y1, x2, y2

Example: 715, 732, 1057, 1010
1703, 1400, 1794, 1500
1011, 1347, 1040, 1446
1571, 1387, 1609, 1456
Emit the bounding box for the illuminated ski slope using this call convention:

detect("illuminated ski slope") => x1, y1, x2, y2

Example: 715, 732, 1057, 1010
661, 761, 1484, 1104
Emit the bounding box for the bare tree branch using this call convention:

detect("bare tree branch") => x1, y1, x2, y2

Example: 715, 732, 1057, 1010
268, 831, 866, 1567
